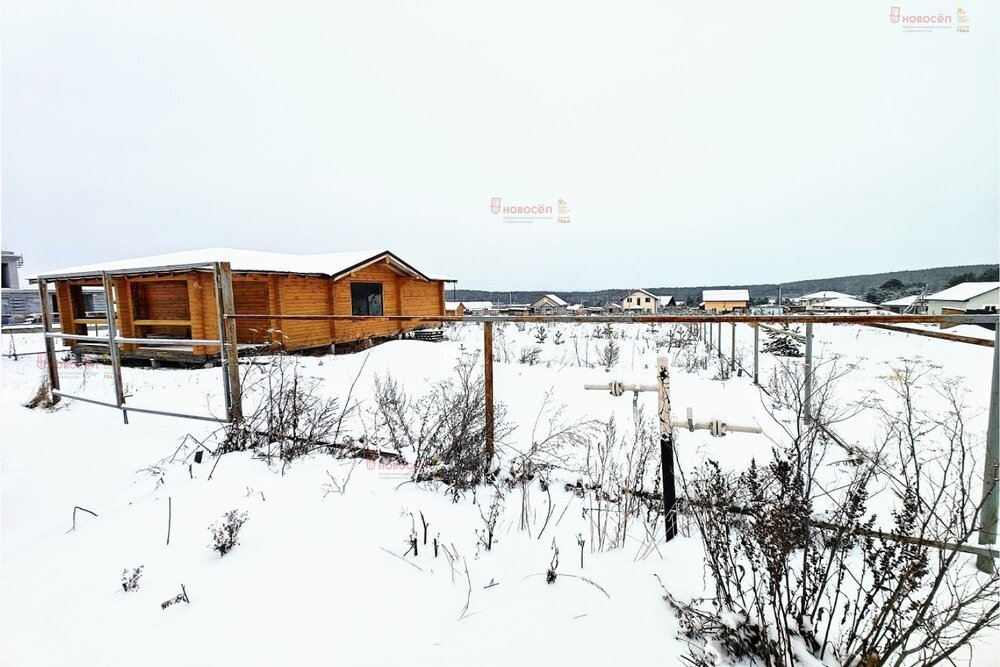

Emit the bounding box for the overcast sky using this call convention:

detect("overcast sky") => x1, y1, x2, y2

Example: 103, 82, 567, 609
3, 1, 998, 290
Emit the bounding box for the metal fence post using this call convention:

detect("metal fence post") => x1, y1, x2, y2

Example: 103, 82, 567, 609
977, 325, 1000, 573
657, 355, 677, 541
753, 324, 760, 385
483, 322, 495, 472
37, 280, 60, 399
101, 272, 128, 424
731, 323, 736, 374
804, 322, 814, 423
717, 321, 722, 359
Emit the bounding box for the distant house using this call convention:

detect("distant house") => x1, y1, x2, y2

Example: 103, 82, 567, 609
2, 250, 106, 324
751, 304, 784, 316
444, 300, 494, 316
924, 282, 999, 315
499, 303, 532, 316
566, 304, 589, 315
807, 297, 878, 313
461, 301, 494, 315
879, 294, 926, 314
530, 294, 568, 315
795, 291, 853, 308
2, 250, 23, 288
620, 289, 659, 313
701, 289, 749, 312
656, 295, 676, 310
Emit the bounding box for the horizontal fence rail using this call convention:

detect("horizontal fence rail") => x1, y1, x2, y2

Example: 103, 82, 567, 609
223, 312, 998, 326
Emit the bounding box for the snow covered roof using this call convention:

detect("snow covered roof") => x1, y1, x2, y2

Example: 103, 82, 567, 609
810, 297, 877, 310
622, 288, 659, 300
532, 294, 568, 307
926, 282, 1000, 302
880, 295, 921, 307
798, 290, 853, 301
31, 248, 446, 283
461, 301, 493, 310
702, 289, 749, 302
655, 294, 675, 303
445, 302, 462, 310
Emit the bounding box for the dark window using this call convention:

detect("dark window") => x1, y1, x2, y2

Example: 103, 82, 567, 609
645, 297, 650, 302
351, 282, 383, 316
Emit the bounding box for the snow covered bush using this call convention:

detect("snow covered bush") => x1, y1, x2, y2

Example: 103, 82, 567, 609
371, 357, 511, 490
599, 338, 620, 370
672, 361, 999, 667
518, 346, 542, 365
209, 510, 248, 556
763, 325, 803, 357
121, 566, 143, 592
23, 375, 59, 409
533, 326, 548, 343
219, 352, 355, 465
475, 484, 502, 551
585, 413, 661, 552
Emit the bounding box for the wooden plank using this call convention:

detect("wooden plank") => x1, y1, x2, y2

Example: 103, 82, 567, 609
327, 278, 336, 342
188, 275, 206, 355
132, 319, 192, 326
268, 274, 281, 347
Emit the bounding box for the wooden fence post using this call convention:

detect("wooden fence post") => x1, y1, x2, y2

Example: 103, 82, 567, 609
977, 325, 1000, 573
37, 280, 60, 398
102, 272, 128, 424
217, 262, 243, 422
483, 322, 495, 472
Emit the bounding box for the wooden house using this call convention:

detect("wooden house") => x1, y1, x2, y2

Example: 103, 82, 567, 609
31, 248, 452, 363
444, 301, 466, 316
620, 289, 659, 313
701, 289, 749, 313
530, 294, 568, 315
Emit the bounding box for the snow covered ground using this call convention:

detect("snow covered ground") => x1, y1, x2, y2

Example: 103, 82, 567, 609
2, 321, 997, 666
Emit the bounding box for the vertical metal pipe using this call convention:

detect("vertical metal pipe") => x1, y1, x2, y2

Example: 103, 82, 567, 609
753, 324, 760, 385
717, 321, 722, 359
977, 325, 1000, 573
731, 323, 736, 373
804, 322, 814, 423
657, 355, 677, 541
37, 280, 60, 397
483, 322, 495, 472
102, 272, 128, 424
212, 263, 232, 420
